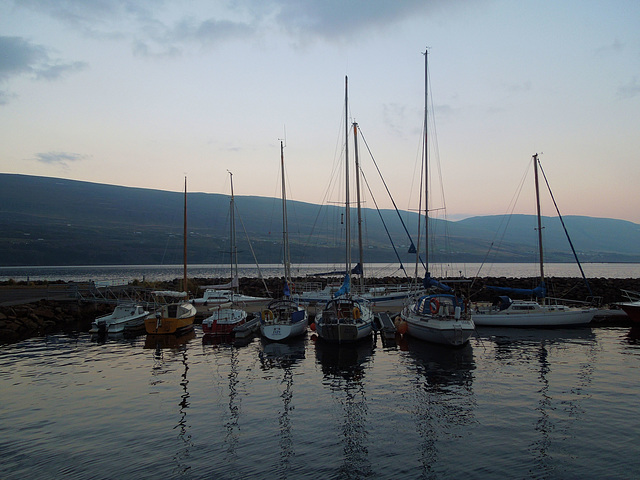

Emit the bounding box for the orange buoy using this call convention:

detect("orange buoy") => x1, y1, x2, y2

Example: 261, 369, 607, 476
396, 320, 408, 335
310, 322, 316, 331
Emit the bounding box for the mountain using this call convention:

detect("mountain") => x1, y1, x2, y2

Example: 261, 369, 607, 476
1, 173, 639, 266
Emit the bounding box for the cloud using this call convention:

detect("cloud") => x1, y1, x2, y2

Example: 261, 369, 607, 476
0, 36, 88, 83
0, 36, 48, 81
33, 151, 89, 168
617, 77, 640, 100
263, 0, 450, 40
13, 0, 457, 55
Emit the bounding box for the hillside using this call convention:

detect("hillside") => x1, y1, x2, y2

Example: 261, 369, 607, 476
1, 173, 639, 266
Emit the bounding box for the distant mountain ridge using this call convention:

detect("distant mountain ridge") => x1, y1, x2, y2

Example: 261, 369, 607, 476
1, 173, 639, 266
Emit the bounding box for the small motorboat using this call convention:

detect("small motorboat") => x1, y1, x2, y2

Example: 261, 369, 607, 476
90, 303, 150, 334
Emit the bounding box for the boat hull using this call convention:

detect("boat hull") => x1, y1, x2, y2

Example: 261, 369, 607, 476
401, 295, 475, 347
472, 305, 597, 327
90, 305, 150, 334
145, 302, 197, 335
619, 302, 640, 323
315, 297, 374, 344
202, 308, 248, 335
145, 315, 195, 335
259, 299, 308, 341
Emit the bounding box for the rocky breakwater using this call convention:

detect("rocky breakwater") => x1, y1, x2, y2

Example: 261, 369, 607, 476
0, 300, 112, 345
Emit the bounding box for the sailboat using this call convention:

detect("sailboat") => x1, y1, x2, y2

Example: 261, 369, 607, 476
472, 154, 597, 327
145, 177, 197, 335
202, 172, 251, 335
260, 141, 309, 341
314, 76, 375, 344
399, 49, 475, 347
194, 172, 270, 317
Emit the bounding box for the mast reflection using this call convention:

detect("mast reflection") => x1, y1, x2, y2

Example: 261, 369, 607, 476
145, 329, 196, 476
403, 336, 475, 476
259, 337, 306, 476
315, 338, 375, 478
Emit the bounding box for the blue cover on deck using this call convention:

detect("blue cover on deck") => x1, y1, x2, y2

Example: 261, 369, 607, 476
423, 273, 452, 292
487, 281, 547, 299
291, 310, 306, 322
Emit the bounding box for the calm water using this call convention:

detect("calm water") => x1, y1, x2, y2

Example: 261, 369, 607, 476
1, 325, 639, 479
1, 262, 639, 283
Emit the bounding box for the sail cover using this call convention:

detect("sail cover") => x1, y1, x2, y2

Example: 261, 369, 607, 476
423, 273, 452, 293
333, 274, 351, 298
487, 281, 547, 298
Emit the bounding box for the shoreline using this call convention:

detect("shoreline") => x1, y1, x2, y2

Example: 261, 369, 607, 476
0, 276, 638, 345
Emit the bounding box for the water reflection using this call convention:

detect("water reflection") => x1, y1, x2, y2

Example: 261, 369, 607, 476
627, 326, 640, 345
201, 335, 244, 469
403, 336, 476, 477
202, 332, 255, 348
315, 338, 375, 479
144, 330, 196, 477
480, 327, 597, 477
259, 337, 306, 478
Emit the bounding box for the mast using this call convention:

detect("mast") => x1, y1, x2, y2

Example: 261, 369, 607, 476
344, 76, 351, 276
353, 121, 364, 288
280, 140, 291, 284
229, 171, 238, 293
533, 153, 545, 292
423, 48, 429, 276
183, 176, 188, 297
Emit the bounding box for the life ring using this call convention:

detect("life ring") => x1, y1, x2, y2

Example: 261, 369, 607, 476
352, 307, 361, 320
429, 298, 440, 314
262, 309, 274, 321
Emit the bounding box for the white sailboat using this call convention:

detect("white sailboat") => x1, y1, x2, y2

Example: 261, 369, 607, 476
202, 172, 254, 335
315, 76, 375, 344
260, 140, 309, 341
399, 49, 475, 347
472, 154, 597, 327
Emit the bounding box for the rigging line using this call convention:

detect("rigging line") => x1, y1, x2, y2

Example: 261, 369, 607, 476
537, 160, 593, 296
300, 102, 352, 265
358, 126, 418, 254
359, 168, 411, 278
233, 202, 271, 296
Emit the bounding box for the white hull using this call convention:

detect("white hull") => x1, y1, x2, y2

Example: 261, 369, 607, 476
401, 295, 475, 347
193, 289, 270, 314
90, 304, 149, 334
260, 299, 308, 341
294, 285, 421, 314
261, 321, 307, 341
472, 301, 597, 327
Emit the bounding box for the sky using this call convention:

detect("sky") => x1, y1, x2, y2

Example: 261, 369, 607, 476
1, 0, 639, 224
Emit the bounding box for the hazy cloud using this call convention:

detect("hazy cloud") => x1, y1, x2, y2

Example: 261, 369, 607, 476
33, 151, 89, 168
12, 0, 461, 55
0, 36, 88, 83
617, 77, 640, 100
262, 0, 454, 40
0, 36, 47, 81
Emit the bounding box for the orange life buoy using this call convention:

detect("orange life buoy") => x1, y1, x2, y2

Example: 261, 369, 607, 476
352, 307, 361, 320
262, 309, 274, 321
429, 298, 440, 314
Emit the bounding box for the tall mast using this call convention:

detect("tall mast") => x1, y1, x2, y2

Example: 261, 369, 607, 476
183, 176, 188, 297
229, 171, 238, 292
344, 76, 351, 275
423, 48, 429, 275
280, 140, 291, 283
353, 121, 364, 288
533, 153, 545, 292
